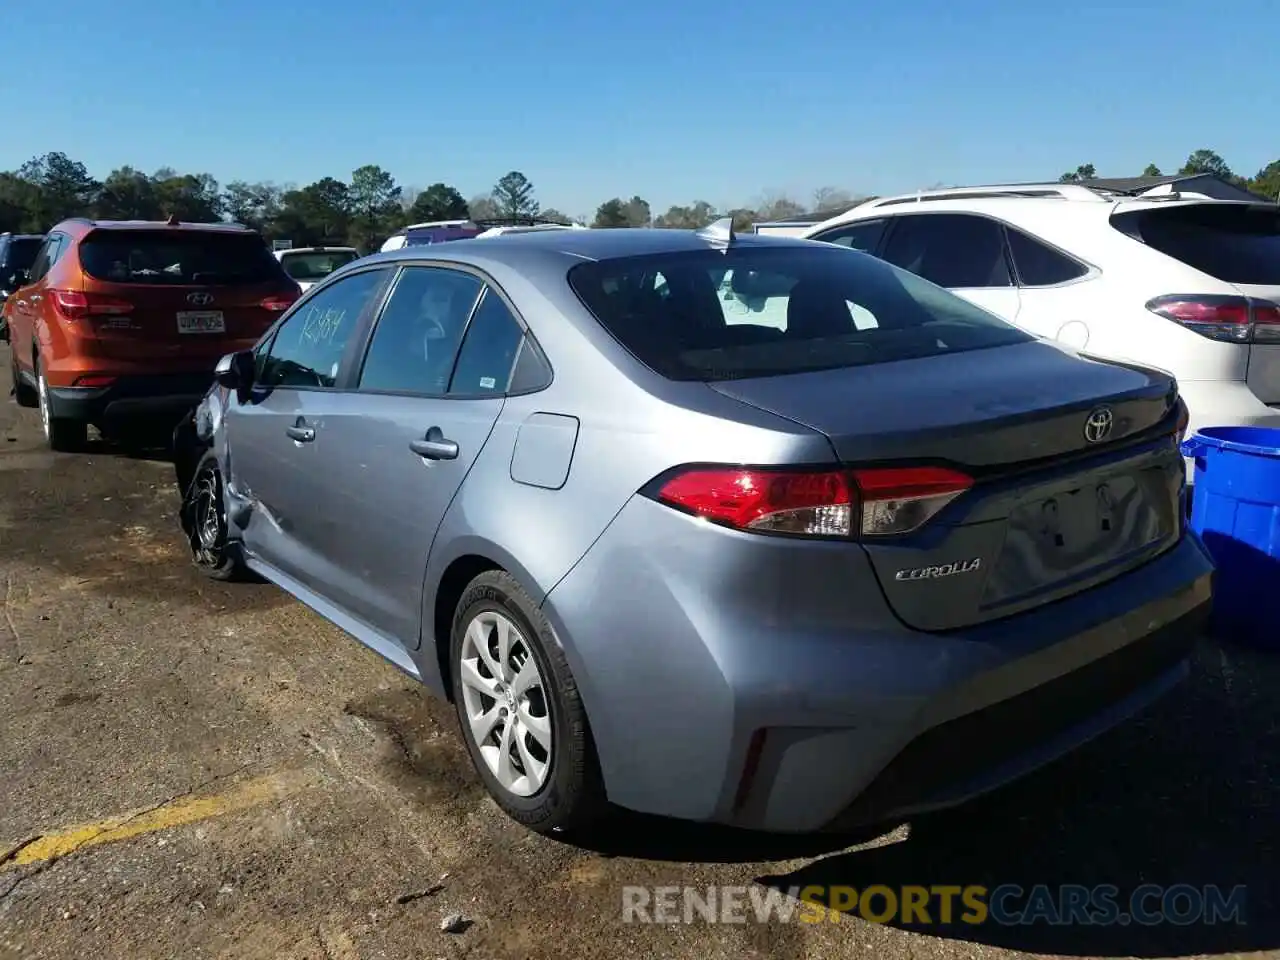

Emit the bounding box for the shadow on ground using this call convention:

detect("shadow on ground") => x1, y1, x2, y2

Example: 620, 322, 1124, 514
748, 639, 1278, 957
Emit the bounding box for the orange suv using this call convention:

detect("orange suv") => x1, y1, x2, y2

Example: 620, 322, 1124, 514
3, 217, 301, 450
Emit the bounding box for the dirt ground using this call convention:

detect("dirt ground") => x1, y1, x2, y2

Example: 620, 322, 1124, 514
0, 345, 1276, 960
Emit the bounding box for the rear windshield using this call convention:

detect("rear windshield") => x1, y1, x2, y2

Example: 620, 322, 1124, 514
1113, 204, 1280, 285
566, 245, 1032, 381
79, 230, 287, 286
280, 249, 358, 281
7, 238, 41, 271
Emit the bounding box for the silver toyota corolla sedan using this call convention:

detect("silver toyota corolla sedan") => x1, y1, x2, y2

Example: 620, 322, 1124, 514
173, 222, 1212, 837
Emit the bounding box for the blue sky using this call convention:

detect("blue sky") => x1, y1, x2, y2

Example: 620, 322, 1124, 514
2, 0, 1277, 218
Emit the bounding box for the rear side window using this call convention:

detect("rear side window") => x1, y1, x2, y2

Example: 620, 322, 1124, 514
79, 230, 287, 286
880, 214, 1013, 288
358, 266, 482, 395
448, 290, 526, 395
1113, 204, 1280, 285
1005, 227, 1089, 286
567, 245, 1031, 382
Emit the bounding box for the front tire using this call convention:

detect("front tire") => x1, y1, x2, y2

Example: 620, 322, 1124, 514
36, 356, 86, 451
181, 452, 246, 581
450, 570, 605, 836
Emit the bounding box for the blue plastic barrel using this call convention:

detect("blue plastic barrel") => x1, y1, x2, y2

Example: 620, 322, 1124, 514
1181, 426, 1280, 649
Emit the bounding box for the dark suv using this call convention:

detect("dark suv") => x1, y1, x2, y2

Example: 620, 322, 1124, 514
0, 233, 44, 339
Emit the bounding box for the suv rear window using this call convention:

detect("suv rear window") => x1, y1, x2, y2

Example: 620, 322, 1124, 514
567, 246, 1032, 382
79, 230, 287, 286
280, 249, 358, 281
1113, 204, 1280, 285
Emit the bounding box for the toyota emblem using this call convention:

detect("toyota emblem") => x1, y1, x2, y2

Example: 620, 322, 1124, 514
1084, 406, 1114, 444
187, 292, 214, 306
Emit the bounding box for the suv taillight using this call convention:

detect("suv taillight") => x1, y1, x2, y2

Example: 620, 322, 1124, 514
1147, 294, 1280, 344
647, 465, 973, 539
260, 294, 297, 312
50, 289, 134, 321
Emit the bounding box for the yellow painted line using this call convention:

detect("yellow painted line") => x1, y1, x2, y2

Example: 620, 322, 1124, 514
2, 768, 312, 870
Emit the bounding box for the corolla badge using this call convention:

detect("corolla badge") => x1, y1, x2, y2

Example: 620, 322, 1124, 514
1084, 406, 1114, 444
894, 558, 982, 581
187, 291, 214, 306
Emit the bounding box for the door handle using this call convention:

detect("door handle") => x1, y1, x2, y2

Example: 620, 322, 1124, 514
285, 424, 315, 442
410, 426, 458, 460
27, 294, 41, 304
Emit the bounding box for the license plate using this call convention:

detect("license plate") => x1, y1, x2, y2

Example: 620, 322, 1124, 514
176, 310, 225, 334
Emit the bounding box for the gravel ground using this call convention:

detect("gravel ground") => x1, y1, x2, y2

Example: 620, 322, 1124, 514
0, 345, 1276, 960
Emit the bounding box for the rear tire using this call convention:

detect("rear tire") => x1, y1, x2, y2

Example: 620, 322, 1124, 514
36, 355, 86, 452
181, 451, 247, 581
450, 570, 606, 837
10, 349, 35, 407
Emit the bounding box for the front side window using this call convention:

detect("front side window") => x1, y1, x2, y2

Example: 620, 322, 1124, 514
880, 214, 1013, 288
567, 245, 1031, 382
257, 268, 389, 388
812, 219, 887, 253
358, 266, 482, 395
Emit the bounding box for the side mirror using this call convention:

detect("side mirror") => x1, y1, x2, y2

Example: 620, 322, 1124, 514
214, 350, 255, 400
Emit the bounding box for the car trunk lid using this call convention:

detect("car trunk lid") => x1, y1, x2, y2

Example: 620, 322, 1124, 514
709, 340, 1185, 630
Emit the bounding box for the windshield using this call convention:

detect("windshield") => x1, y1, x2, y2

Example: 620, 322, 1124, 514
80, 230, 287, 285
1113, 204, 1280, 285
567, 245, 1033, 381
280, 249, 358, 281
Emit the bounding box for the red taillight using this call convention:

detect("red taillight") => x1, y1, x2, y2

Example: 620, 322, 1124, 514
651, 464, 973, 539
655, 467, 853, 536
260, 294, 297, 312
50, 290, 134, 321
73, 375, 117, 388
1147, 294, 1280, 344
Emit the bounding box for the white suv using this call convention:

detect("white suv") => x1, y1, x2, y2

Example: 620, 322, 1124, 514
802, 184, 1280, 443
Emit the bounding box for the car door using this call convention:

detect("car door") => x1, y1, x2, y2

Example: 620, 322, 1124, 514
877, 213, 1022, 322
297, 264, 531, 648
8, 235, 60, 370
227, 266, 394, 586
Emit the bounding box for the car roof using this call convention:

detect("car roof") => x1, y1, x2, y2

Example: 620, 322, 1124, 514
358, 224, 815, 272
51, 217, 258, 236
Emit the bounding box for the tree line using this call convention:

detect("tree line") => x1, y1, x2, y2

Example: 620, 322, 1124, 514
1, 148, 1275, 254
1059, 148, 1280, 200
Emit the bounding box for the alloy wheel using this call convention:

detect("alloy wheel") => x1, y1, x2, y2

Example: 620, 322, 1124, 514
458, 610, 553, 797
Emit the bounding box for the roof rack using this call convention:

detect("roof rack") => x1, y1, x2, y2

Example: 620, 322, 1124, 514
861, 183, 1113, 209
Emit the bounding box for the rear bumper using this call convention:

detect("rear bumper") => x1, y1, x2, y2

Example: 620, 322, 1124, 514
47, 373, 212, 423
542, 495, 1215, 833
